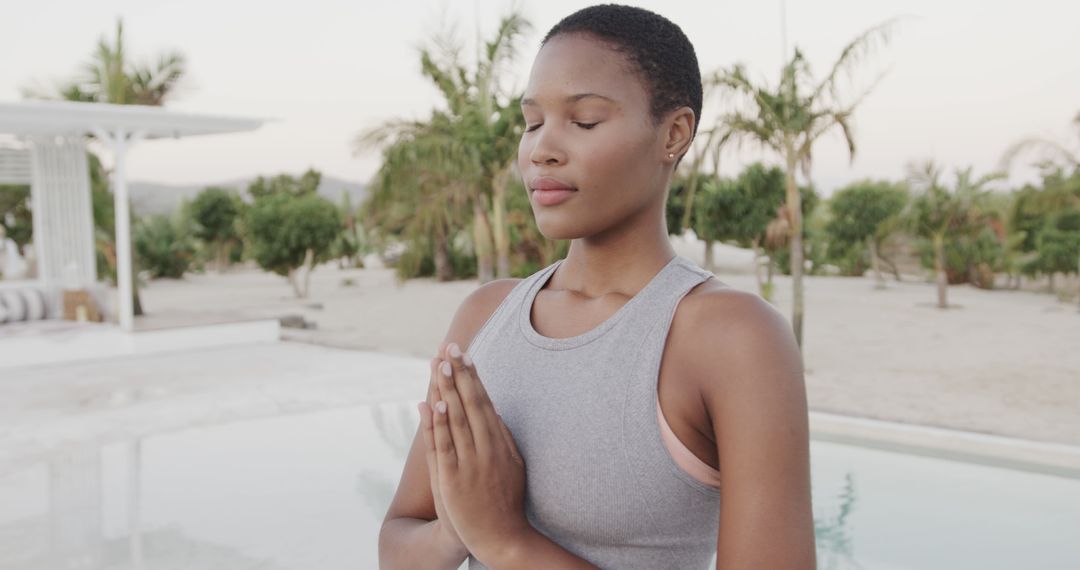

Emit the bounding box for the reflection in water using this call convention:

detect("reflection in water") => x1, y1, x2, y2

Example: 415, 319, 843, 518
360, 402, 420, 521
49, 445, 104, 569
814, 471, 863, 570
3, 402, 1080, 569
1, 440, 287, 569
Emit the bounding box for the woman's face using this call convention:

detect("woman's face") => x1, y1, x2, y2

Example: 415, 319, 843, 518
518, 33, 673, 240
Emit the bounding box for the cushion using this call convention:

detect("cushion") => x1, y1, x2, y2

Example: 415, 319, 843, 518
0, 290, 26, 322
23, 288, 46, 320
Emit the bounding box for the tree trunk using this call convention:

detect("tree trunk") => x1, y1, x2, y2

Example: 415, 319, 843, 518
784, 154, 805, 350
217, 241, 228, 273
933, 233, 948, 308
131, 252, 144, 317
301, 247, 315, 298
492, 166, 511, 279
868, 236, 885, 289
472, 199, 495, 283
879, 253, 902, 281
766, 254, 775, 299
433, 228, 451, 282
1048, 272, 1056, 294
751, 238, 765, 296
287, 269, 302, 298
703, 238, 714, 273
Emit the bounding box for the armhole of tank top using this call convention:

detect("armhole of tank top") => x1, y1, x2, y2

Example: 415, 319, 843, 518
644, 270, 722, 498
466, 278, 526, 358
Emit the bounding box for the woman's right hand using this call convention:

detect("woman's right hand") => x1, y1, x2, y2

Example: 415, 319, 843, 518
422, 344, 466, 553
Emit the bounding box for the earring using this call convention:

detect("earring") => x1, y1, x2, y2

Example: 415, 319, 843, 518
667, 152, 675, 158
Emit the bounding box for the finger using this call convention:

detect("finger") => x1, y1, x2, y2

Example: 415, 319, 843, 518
427, 356, 441, 408
430, 341, 448, 394
431, 397, 458, 472
418, 400, 435, 455
444, 344, 497, 453
460, 349, 495, 408
417, 401, 441, 491
436, 358, 476, 459
461, 350, 507, 451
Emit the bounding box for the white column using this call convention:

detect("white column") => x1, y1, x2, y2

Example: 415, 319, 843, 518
128, 438, 144, 569
92, 127, 144, 332
112, 128, 134, 331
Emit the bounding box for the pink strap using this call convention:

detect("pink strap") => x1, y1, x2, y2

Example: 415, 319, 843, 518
656, 397, 721, 489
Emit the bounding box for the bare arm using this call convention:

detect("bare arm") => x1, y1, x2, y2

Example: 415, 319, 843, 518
683, 290, 817, 569
379, 278, 520, 569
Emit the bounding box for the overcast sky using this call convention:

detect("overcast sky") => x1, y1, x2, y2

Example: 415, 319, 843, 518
2, 0, 1077, 195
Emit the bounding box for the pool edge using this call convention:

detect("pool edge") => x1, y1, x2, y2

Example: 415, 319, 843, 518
809, 411, 1080, 479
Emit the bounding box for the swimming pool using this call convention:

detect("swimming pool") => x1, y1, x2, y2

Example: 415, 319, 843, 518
1, 400, 1077, 569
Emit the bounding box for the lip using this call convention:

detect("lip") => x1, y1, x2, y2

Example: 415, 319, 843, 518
530, 176, 578, 206
530, 176, 576, 191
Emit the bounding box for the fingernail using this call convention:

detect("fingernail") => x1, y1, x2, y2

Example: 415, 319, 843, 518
463, 353, 473, 367
448, 343, 461, 358
435, 401, 447, 414
440, 361, 452, 377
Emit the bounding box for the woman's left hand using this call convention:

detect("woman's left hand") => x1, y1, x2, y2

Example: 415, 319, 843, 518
419, 342, 529, 563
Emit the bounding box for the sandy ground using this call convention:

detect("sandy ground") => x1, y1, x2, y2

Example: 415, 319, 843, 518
119, 234, 1080, 447
5, 233, 1078, 466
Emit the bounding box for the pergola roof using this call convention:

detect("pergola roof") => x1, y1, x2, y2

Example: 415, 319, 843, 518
0, 99, 265, 138
0, 99, 266, 332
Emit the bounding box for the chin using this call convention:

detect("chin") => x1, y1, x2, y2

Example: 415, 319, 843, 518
534, 215, 586, 241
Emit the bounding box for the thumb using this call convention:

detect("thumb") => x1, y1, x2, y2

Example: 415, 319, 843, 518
496, 414, 523, 465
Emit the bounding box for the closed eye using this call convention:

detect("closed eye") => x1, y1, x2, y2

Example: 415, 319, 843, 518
524, 121, 598, 132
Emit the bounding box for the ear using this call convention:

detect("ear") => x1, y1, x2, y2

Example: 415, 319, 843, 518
662, 106, 696, 164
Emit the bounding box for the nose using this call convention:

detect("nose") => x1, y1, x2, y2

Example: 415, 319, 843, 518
527, 126, 566, 166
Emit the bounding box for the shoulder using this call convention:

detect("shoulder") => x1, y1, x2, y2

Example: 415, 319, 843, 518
674, 281, 815, 566
671, 278, 804, 401
444, 277, 523, 352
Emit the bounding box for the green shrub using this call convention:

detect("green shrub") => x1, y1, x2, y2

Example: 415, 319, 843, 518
134, 214, 196, 278
243, 192, 342, 278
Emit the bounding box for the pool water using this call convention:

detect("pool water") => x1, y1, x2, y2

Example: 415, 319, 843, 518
1, 401, 1077, 569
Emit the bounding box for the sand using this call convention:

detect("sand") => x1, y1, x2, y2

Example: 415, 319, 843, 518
113, 234, 1080, 448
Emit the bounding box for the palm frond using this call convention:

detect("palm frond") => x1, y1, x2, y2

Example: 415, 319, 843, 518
999, 137, 1079, 171
810, 16, 905, 106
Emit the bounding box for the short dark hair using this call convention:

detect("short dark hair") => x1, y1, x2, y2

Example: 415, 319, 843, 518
542, 4, 702, 140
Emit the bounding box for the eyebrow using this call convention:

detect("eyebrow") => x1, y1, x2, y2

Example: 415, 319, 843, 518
521, 93, 616, 107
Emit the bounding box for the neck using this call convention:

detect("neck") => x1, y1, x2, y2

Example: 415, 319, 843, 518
555, 200, 676, 299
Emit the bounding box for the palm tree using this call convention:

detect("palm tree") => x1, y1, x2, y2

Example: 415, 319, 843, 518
704, 19, 900, 349
23, 17, 187, 316
359, 113, 479, 281
1001, 111, 1080, 171
904, 161, 1003, 308
357, 12, 530, 283
25, 19, 186, 105
1001, 111, 1080, 310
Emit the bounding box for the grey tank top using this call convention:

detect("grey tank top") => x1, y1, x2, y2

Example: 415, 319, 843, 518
465, 254, 721, 569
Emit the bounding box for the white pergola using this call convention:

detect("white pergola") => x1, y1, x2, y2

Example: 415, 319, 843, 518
0, 100, 263, 330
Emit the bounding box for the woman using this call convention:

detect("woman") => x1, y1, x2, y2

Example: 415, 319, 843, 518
380, 5, 815, 569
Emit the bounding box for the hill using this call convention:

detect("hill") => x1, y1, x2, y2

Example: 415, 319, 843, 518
129, 175, 367, 215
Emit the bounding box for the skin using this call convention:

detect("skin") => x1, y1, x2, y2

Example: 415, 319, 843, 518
385, 32, 816, 569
